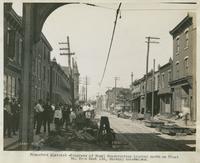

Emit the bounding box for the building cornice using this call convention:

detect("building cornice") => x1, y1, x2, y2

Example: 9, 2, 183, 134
169, 15, 192, 36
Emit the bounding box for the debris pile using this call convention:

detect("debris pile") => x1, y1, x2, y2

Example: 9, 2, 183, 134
159, 124, 196, 136
44, 119, 99, 150
144, 120, 165, 128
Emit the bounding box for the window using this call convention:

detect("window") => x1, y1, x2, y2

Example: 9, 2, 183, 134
44, 46, 46, 60
7, 29, 10, 45
7, 29, 16, 60
56, 73, 57, 86
48, 51, 50, 62
157, 75, 160, 89
4, 74, 8, 97
176, 36, 180, 54
11, 77, 16, 97
185, 28, 189, 48
43, 66, 46, 81
39, 62, 42, 79
35, 59, 37, 76
184, 56, 189, 75
18, 39, 22, 65
37, 60, 40, 79
161, 73, 165, 88
176, 61, 180, 78
166, 97, 170, 104
47, 69, 50, 83
168, 70, 171, 82
7, 75, 12, 98
35, 87, 37, 101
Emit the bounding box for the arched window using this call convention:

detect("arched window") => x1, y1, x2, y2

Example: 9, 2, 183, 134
175, 61, 180, 78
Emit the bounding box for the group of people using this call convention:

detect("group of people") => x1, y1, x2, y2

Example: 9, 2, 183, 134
4, 97, 97, 137
34, 99, 77, 135
4, 97, 20, 138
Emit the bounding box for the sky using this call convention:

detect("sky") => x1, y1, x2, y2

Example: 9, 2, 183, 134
12, 2, 198, 100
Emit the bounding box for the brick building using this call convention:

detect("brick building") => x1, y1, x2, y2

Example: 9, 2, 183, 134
4, 4, 54, 106
61, 59, 80, 106
131, 79, 142, 113
105, 87, 131, 111
72, 58, 80, 104
4, 5, 23, 100
50, 58, 71, 106
169, 13, 196, 121
32, 33, 52, 103
158, 58, 173, 114
130, 69, 160, 115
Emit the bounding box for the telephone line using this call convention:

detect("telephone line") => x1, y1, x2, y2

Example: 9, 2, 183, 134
99, 2, 122, 86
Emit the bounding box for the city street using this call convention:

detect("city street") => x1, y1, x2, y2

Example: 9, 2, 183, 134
3, 3, 197, 152
97, 111, 195, 151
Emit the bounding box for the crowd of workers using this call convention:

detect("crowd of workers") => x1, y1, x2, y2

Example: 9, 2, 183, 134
34, 99, 96, 135
4, 97, 96, 137
4, 97, 21, 138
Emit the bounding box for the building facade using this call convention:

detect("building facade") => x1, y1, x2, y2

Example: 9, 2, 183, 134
131, 70, 160, 115
72, 58, 80, 104
105, 87, 131, 111
4, 4, 54, 106
4, 5, 23, 100
50, 58, 71, 106
32, 33, 52, 103
131, 79, 141, 113
169, 13, 196, 121
158, 58, 173, 114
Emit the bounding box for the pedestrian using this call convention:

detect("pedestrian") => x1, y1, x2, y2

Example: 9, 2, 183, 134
69, 109, 76, 128
62, 104, 71, 129
33, 102, 38, 129
15, 99, 21, 131
4, 97, 12, 138
35, 99, 44, 135
54, 105, 62, 131
10, 98, 18, 135
50, 104, 55, 123
43, 99, 52, 133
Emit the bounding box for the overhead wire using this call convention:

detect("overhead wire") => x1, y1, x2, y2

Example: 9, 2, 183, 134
82, 2, 197, 87
99, 3, 122, 86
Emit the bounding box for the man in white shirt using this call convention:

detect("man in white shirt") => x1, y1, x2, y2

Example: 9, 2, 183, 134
54, 105, 62, 131
35, 99, 44, 135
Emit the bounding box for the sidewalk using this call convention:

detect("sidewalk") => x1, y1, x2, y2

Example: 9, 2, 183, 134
4, 132, 19, 150
4, 123, 56, 151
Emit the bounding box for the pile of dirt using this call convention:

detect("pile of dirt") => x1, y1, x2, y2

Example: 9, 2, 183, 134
44, 119, 99, 150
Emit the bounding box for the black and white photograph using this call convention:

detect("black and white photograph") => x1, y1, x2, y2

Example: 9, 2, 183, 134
2, 0, 199, 154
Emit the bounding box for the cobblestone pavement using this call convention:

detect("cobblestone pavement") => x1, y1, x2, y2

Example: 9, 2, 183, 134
97, 112, 196, 151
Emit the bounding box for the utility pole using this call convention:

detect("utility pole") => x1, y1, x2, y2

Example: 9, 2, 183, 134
144, 36, 160, 114
59, 36, 75, 68
152, 59, 155, 118
59, 36, 75, 109
114, 77, 120, 109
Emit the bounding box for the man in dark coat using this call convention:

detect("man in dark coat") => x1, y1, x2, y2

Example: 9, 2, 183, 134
43, 99, 52, 133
